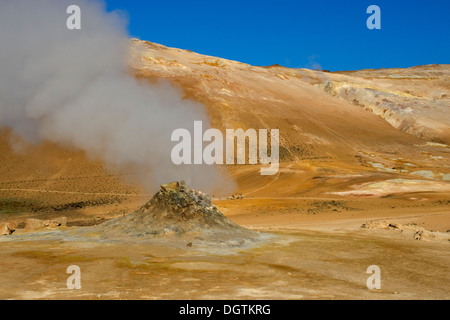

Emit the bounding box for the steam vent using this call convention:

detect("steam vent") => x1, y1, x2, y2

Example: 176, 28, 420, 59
89, 181, 263, 247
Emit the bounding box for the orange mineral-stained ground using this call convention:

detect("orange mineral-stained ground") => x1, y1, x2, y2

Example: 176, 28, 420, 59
0, 41, 449, 299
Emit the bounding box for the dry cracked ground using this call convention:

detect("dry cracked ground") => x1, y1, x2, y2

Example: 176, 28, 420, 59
0, 40, 449, 300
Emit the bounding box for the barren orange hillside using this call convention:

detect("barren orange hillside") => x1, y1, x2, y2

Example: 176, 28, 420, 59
0, 40, 449, 224
130, 40, 450, 197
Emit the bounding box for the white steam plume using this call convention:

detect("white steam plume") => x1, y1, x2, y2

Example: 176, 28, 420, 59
0, 0, 233, 193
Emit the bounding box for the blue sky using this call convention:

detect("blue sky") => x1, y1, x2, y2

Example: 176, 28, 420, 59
104, 0, 449, 71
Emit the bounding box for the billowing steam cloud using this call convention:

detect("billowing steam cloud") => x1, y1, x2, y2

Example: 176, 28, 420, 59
0, 0, 233, 193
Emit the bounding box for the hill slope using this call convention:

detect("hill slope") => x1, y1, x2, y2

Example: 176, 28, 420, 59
0, 40, 449, 218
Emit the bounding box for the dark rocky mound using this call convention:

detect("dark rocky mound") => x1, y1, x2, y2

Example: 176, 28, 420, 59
88, 181, 261, 246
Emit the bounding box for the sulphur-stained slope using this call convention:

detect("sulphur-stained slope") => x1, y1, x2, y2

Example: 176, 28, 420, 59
306, 65, 450, 144
129, 40, 450, 197
130, 40, 421, 159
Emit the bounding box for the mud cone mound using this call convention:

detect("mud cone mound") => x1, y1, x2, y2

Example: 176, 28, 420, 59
88, 181, 261, 245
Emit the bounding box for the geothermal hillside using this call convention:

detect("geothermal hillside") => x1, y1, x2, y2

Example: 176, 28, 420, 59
129, 40, 450, 198
0, 40, 449, 219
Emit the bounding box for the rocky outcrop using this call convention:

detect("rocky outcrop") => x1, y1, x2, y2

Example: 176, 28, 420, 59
0, 222, 17, 236
319, 80, 450, 144
306, 64, 450, 144
25, 217, 67, 231
89, 181, 260, 245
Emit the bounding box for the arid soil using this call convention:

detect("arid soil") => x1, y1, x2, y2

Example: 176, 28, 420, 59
1, 199, 449, 300
0, 41, 449, 300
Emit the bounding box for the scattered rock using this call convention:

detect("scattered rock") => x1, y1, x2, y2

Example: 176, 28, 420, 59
0, 222, 16, 236
227, 193, 244, 200
9, 221, 18, 229
25, 217, 68, 230
388, 222, 400, 229
414, 230, 424, 241
25, 218, 45, 231
52, 216, 68, 227
361, 220, 450, 243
